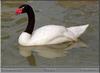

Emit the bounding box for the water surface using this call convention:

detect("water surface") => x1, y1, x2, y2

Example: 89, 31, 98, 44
1, 1, 99, 68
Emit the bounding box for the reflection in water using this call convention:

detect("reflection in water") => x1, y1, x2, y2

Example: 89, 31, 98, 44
18, 40, 87, 65
18, 46, 36, 66
26, 54, 36, 66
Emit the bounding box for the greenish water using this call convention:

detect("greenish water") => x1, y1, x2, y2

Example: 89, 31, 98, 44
1, 1, 99, 68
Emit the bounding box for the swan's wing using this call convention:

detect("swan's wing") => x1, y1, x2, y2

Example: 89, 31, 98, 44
67, 24, 89, 39
30, 25, 67, 45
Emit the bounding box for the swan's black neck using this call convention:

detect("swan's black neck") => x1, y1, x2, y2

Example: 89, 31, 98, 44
24, 7, 35, 34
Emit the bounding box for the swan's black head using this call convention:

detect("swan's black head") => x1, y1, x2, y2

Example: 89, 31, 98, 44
16, 4, 33, 15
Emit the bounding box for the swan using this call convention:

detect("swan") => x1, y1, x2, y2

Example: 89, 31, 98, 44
16, 4, 89, 46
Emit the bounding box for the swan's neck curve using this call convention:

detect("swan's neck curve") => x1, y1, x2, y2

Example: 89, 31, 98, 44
24, 7, 35, 34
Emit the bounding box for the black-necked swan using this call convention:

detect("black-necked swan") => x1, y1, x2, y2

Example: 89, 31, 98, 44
16, 4, 89, 46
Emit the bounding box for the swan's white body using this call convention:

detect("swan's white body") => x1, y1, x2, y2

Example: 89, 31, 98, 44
18, 24, 89, 46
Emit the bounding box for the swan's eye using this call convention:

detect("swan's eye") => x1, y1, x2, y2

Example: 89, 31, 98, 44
22, 7, 24, 9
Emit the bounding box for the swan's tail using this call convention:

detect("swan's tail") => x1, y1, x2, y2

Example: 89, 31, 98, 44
65, 24, 89, 41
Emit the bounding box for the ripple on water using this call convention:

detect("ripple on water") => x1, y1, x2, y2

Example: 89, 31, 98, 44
57, 1, 83, 8
1, 22, 10, 28
1, 30, 10, 40
1, 1, 27, 8
1, 34, 10, 40
57, 1, 97, 8
15, 17, 27, 25
1, 18, 14, 22
16, 28, 24, 33
1, 12, 15, 22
